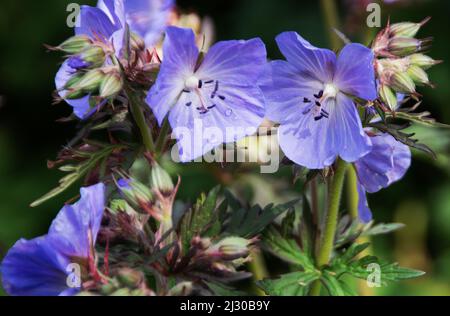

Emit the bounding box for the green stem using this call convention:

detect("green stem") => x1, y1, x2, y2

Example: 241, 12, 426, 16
310, 159, 348, 296
320, 0, 341, 51
346, 166, 359, 220
249, 251, 269, 296
125, 86, 155, 153
155, 117, 171, 155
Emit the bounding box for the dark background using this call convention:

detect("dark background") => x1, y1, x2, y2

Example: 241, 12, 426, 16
0, 0, 449, 295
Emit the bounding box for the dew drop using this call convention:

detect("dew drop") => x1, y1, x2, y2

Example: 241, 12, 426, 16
225, 108, 233, 117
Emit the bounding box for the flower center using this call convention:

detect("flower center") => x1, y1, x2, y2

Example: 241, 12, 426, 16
185, 75, 200, 90
323, 83, 338, 99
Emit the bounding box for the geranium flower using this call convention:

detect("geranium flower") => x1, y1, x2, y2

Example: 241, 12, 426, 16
354, 133, 411, 222
56, 0, 173, 119
146, 26, 267, 162
261, 32, 377, 169
1, 184, 105, 296
124, 0, 174, 47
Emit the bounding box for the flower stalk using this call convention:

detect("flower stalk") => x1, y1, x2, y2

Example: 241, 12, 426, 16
125, 85, 155, 153
310, 158, 348, 296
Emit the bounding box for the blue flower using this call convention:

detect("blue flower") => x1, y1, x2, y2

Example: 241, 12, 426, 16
124, 0, 174, 47
146, 26, 267, 162
1, 184, 105, 296
56, 0, 173, 119
354, 133, 411, 222
261, 32, 377, 169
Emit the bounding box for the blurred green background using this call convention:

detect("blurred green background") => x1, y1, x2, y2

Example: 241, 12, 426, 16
0, 0, 449, 295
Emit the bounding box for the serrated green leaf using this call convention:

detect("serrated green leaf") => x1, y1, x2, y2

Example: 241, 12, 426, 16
180, 186, 221, 250
362, 223, 405, 236
258, 271, 320, 296
321, 271, 346, 296
223, 199, 299, 238
263, 227, 315, 270
205, 282, 247, 296
388, 111, 450, 129
31, 144, 124, 207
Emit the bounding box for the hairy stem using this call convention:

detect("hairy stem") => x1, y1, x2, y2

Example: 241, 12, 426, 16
155, 117, 171, 155
310, 159, 348, 296
249, 251, 269, 296
125, 86, 155, 153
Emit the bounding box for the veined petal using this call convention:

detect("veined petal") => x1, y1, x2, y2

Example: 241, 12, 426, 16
1, 237, 73, 296
124, 0, 174, 47
334, 43, 377, 100
355, 133, 411, 193
261, 60, 323, 124
146, 27, 199, 125
97, 0, 125, 28
75, 5, 118, 40
275, 32, 336, 83
277, 93, 371, 169
169, 82, 265, 162
357, 182, 373, 223
196, 38, 267, 84
55, 61, 92, 119
47, 184, 105, 259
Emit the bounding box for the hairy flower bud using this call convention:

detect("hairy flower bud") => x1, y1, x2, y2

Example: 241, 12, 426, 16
100, 72, 123, 98
117, 178, 153, 210
379, 84, 398, 111
131, 32, 146, 51
78, 45, 107, 69
391, 72, 416, 93
77, 69, 105, 93
389, 17, 430, 38
409, 54, 442, 70
207, 237, 254, 261
151, 164, 174, 195
388, 37, 432, 57
57, 35, 92, 54
117, 268, 144, 288
407, 65, 430, 86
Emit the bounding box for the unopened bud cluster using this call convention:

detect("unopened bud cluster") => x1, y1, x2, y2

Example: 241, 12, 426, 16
53, 35, 124, 101
372, 18, 441, 111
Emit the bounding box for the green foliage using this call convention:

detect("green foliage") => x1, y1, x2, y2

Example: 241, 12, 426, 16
258, 271, 320, 296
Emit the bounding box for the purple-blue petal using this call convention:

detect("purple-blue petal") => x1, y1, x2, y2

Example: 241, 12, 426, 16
260, 60, 323, 124
75, 5, 118, 40
124, 0, 174, 47
275, 32, 336, 83
334, 43, 377, 100
277, 93, 372, 169
1, 237, 74, 296
146, 27, 199, 125
357, 182, 373, 223
47, 183, 105, 259
196, 38, 267, 84
355, 133, 411, 193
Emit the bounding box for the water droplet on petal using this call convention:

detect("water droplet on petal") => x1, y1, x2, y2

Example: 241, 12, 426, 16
225, 108, 233, 117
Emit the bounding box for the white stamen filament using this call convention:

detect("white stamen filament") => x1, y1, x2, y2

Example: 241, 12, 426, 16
185, 75, 199, 90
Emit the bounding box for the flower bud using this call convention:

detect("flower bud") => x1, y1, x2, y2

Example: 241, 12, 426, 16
100, 72, 123, 98
407, 65, 430, 86
388, 37, 432, 57
78, 45, 107, 68
151, 164, 174, 194
391, 72, 416, 93
58, 35, 92, 54
77, 69, 105, 93
379, 84, 398, 111
117, 268, 144, 288
168, 282, 193, 296
207, 237, 253, 261
131, 32, 146, 51
117, 178, 153, 209
409, 54, 442, 70
389, 17, 430, 38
